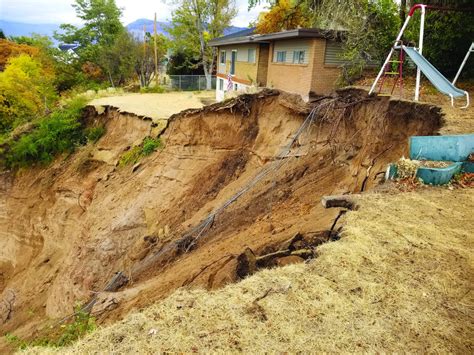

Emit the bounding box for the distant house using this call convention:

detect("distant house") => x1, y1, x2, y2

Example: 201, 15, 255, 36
209, 28, 347, 101
58, 43, 80, 60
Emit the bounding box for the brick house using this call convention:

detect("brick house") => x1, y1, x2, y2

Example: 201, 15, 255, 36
209, 28, 347, 101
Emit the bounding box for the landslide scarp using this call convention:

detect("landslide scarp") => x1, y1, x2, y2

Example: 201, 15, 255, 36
0, 89, 442, 346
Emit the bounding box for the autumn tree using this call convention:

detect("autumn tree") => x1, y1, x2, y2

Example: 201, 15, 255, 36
0, 54, 56, 132
0, 39, 39, 71
169, 0, 237, 90
256, 0, 309, 34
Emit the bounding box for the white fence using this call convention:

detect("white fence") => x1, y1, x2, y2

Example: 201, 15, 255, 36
162, 75, 217, 91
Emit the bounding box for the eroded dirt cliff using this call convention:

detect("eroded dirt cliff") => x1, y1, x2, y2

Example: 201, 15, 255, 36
0, 89, 442, 344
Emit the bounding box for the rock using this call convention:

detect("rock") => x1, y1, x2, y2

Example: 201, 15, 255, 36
275, 255, 305, 267
236, 248, 257, 278
132, 163, 141, 172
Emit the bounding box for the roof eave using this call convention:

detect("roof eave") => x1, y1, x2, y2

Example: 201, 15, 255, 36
209, 28, 344, 47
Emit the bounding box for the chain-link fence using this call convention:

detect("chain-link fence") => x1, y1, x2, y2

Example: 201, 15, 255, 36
162, 75, 216, 91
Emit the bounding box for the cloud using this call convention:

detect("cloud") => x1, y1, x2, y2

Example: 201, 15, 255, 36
0, 0, 267, 27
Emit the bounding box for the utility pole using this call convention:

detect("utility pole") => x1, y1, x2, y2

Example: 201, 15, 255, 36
154, 12, 159, 86
141, 24, 147, 87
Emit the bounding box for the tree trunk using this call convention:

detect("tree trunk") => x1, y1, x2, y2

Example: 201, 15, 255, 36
400, 0, 407, 27
204, 70, 212, 90
107, 70, 115, 88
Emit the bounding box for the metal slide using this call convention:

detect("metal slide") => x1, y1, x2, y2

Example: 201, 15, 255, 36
402, 46, 470, 108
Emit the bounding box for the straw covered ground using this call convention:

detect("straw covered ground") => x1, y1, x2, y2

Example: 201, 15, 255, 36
29, 186, 474, 353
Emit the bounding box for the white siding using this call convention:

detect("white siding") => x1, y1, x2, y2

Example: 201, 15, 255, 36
215, 76, 251, 102
218, 44, 258, 74
324, 41, 346, 65
272, 39, 310, 64
236, 44, 258, 62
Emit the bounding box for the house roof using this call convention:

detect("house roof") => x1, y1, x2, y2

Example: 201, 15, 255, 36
209, 28, 341, 47
58, 43, 80, 52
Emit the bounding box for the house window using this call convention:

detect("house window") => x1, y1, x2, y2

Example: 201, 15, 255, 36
220, 50, 226, 65
219, 78, 224, 90
293, 50, 305, 64
230, 50, 237, 74
248, 48, 256, 63
276, 51, 286, 63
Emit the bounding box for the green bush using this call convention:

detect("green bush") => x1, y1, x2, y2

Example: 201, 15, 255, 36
142, 136, 161, 155
5, 96, 87, 168
139, 85, 166, 94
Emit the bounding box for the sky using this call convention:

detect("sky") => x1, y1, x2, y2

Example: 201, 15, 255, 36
0, 0, 266, 27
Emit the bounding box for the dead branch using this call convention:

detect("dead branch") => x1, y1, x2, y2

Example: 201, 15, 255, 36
321, 194, 359, 210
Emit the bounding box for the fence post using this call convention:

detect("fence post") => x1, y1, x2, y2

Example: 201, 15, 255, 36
198, 76, 201, 91
179, 75, 182, 91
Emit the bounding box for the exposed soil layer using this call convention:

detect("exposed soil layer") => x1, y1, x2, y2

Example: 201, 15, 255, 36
0, 89, 442, 347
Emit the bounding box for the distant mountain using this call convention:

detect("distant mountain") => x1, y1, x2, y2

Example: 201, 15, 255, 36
223, 26, 248, 36
0, 18, 247, 43
0, 20, 60, 38
126, 19, 170, 40
125, 19, 247, 40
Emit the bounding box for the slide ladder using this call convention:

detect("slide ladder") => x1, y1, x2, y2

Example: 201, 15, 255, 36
377, 42, 405, 98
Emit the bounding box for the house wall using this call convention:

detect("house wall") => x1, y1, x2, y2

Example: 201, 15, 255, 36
217, 44, 259, 84
266, 38, 342, 100
257, 44, 270, 87
215, 37, 343, 102
272, 39, 310, 64
310, 39, 341, 95
266, 39, 315, 100
216, 43, 261, 101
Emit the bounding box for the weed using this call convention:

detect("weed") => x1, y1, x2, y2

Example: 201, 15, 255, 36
55, 309, 96, 347
119, 137, 162, 166
85, 125, 106, 143
4, 308, 95, 350
119, 146, 142, 166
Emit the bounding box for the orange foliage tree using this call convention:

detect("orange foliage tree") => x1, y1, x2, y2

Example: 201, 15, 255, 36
0, 39, 39, 71
256, 0, 310, 34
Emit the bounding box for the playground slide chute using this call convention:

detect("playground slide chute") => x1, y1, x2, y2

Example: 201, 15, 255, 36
402, 46, 469, 107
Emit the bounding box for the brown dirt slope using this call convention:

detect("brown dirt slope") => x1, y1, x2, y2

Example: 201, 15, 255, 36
30, 187, 474, 353
0, 89, 443, 350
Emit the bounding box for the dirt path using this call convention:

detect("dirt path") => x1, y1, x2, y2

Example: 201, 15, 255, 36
89, 91, 215, 121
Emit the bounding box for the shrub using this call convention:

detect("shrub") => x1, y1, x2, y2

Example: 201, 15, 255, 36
5, 96, 87, 168
142, 137, 161, 155
0, 54, 56, 132
139, 85, 166, 94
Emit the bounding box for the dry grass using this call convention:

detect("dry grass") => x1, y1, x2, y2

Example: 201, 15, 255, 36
27, 187, 474, 354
